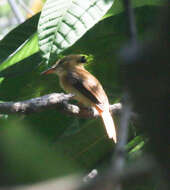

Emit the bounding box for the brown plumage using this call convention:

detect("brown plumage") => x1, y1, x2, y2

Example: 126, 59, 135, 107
42, 55, 117, 142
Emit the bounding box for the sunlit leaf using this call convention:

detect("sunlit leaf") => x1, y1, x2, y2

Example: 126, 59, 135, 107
0, 34, 39, 72
0, 13, 40, 65
38, 0, 114, 64
0, 52, 42, 78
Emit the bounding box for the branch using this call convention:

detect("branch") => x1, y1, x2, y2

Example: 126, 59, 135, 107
1, 175, 82, 190
8, 0, 25, 23
79, 156, 157, 190
122, 0, 137, 45
18, 0, 34, 16
0, 93, 122, 118
0, 157, 156, 190
111, 94, 132, 190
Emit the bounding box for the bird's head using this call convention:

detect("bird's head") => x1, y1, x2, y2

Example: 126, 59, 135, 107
41, 54, 87, 76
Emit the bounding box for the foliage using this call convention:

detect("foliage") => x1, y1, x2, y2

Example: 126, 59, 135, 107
0, 0, 163, 187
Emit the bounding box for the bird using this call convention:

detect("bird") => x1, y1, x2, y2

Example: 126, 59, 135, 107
42, 54, 117, 143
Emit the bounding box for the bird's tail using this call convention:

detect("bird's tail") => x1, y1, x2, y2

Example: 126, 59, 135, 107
100, 110, 117, 143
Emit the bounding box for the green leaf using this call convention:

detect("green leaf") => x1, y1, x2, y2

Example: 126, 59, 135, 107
0, 34, 39, 72
38, 0, 114, 64
129, 140, 145, 154
0, 52, 42, 78
104, 0, 162, 19
0, 13, 40, 65
53, 119, 114, 169
126, 136, 144, 151
0, 118, 79, 185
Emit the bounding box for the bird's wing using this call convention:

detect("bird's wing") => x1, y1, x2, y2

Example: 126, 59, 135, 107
66, 70, 117, 142
66, 70, 108, 106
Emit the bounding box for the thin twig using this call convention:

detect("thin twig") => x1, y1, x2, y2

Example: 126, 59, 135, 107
110, 1, 138, 188
18, 0, 34, 15
122, 0, 137, 45
0, 157, 156, 190
0, 157, 155, 190
79, 156, 156, 190
8, 0, 25, 23
0, 93, 122, 118
111, 94, 132, 190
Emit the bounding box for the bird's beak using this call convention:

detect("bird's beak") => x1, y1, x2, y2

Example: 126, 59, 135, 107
41, 67, 55, 75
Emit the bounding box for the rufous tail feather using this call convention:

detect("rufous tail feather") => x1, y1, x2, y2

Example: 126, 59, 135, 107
100, 110, 117, 143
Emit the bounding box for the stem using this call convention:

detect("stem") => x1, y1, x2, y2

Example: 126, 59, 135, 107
8, 0, 25, 23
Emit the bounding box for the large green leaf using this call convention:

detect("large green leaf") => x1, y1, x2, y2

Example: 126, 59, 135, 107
0, 13, 40, 65
104, 0, 162, 19
0, 118, 79, 185
0, 15, 40, 79
0, 0, 161, 77
0, 34, 39, 72
38, 0, 114, 64
0, 52, 42, 78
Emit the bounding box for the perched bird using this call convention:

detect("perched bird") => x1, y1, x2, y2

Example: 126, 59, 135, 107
42, 55, 117, 143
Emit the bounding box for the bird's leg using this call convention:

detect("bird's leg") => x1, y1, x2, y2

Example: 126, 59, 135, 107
61, 99, 70, 111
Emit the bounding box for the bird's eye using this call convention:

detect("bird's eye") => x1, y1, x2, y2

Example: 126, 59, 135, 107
80, 56, 86, 63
